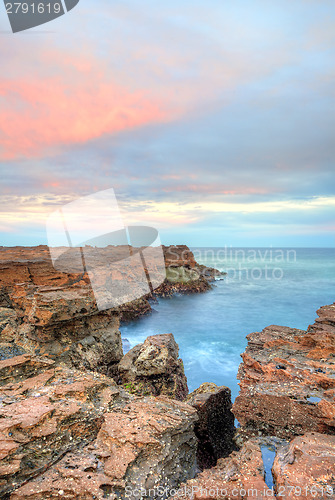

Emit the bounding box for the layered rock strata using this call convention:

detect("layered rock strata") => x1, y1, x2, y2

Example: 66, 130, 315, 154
0, 245, 217, 374
233, 303, 335, 440
0, 354, 198, 499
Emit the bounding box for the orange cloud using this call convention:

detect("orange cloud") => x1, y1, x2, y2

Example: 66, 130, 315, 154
0, 60, 167, 160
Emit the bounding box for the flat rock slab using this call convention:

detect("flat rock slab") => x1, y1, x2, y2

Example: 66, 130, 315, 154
0, 355, 118, 496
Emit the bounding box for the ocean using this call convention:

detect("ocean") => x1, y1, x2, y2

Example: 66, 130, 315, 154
120, 248, 335, 400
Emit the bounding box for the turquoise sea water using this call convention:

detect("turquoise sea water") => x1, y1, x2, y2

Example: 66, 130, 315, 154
120, 248, 335, 400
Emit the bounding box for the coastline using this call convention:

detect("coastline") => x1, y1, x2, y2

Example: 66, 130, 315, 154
0, 245, 334, 498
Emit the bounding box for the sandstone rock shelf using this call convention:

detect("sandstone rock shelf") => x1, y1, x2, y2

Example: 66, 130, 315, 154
1, 244, 334, 498
0, 354, 198, 499
0, 245, 219, 374
233, 302, 335, 441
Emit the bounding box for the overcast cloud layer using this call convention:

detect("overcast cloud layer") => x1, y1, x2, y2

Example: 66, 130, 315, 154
0, 0, 334, 246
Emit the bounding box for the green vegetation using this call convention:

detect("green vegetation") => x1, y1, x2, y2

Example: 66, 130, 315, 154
166, 266, 199, 284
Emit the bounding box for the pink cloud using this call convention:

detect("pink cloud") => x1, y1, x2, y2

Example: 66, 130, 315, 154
0, 46, 168, 160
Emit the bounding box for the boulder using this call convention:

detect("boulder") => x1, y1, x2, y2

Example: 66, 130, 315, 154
118, 333, 188, 400
187, 383, 236, 469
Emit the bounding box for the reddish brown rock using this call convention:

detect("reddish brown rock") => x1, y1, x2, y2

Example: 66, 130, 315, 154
171, 439, 271, 499
5, 305, 123, 374
272, 432, 335, 499
163, 245, 197, 269
0, 354, 119, 497
9, 395, 198, 500
0, 353, 54, 386
161, 245, 225, 283
233, 303, 335, 440
118, 333, 188, 400
0, 245, 218, 374
0, 244, 214, 310
155, 245, 223, 297
0, 246, 124, 373
0, 246, 86, 298
187, 383, 236, 469
0, 245, 218, 498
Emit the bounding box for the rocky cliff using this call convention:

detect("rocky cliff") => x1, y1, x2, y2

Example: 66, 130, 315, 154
0, 244, 218, 375
0, 244, 232, 498
227, 302, 335, 499
1, 245, 334, 499
233, 302, 335, 440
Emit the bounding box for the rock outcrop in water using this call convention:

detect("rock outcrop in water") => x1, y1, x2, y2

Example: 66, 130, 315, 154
233, 302, 335, 441
157, 245, 225, 298
118, 333, 188, 400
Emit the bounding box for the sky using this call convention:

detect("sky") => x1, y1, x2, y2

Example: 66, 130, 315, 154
0, 0, 334, 247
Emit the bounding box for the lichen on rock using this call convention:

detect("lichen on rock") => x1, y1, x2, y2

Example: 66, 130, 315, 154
118, 333, 188, 400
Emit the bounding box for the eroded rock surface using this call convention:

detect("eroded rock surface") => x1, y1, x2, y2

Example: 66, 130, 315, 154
7, 391, 197, 499
0, 245, 219, 498
0, 247, 124, 373
233, 303, 335, 440
118, 333, 188, 400
0, 354, 119, 497
187, 383, 236, 469
272, 432, 335, 499
170, 438, 271, 499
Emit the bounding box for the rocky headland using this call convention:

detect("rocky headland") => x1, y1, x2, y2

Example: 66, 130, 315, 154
0, 244, 223, 373
0, 244, 334, 499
